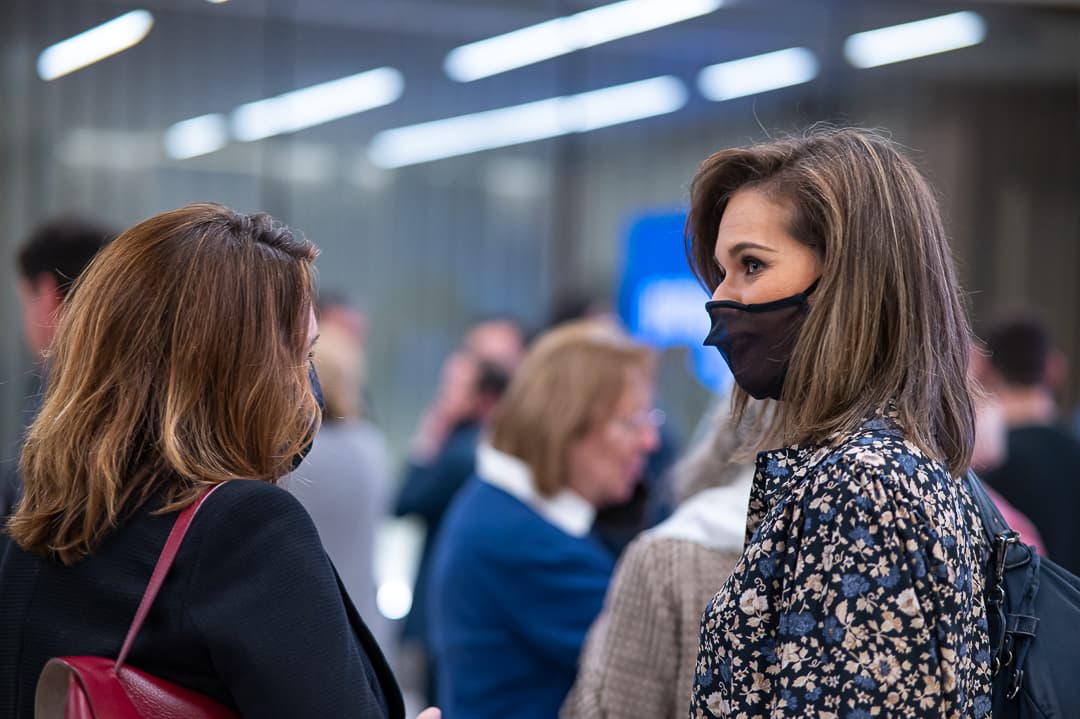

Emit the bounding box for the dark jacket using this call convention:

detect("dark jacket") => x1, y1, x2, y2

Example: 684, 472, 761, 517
430, 477, 613, 719
0, 479, 403, 719
395, 420, 482, 645
983, 423, 1080, 574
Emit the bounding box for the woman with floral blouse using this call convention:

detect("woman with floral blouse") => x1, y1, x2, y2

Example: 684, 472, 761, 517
686, 128, 992, 718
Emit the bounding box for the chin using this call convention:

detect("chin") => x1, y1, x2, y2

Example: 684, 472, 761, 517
611, 480, 639, 505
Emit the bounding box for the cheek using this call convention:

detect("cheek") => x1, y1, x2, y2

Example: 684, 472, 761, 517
576, 434, 616, 474
598, 435, 636, 476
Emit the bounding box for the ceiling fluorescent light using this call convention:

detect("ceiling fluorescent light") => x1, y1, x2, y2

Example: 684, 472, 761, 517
445, 0, 723, 82
844, 11, 986, 69
231, 68, 405, 142
368, 75, 687, 169
698, 47, 818, 101
37, 10, 154, 81
164, 114, 228, 159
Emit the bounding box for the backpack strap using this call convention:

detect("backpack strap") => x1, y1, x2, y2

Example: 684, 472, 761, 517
964, 470, 1039, 691
964, 470, 1014, 541
114, 483, 227, 671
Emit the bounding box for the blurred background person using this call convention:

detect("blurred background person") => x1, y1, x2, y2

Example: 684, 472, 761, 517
973, 310, 1080, 573
969, 343, 1047, 555
285, 295, 395, 655
545, 289, 680, 557
561, 394, 754, 719
429, 319, 659, 719
1, 215, 114, 517
394, 316, 525, 704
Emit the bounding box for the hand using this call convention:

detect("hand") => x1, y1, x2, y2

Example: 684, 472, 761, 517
432, 351, 479, 422
410, 352, 479, 461
416, 708, 442, 719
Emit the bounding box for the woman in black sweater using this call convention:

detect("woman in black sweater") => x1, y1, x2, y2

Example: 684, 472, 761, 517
1, 203, 428, 718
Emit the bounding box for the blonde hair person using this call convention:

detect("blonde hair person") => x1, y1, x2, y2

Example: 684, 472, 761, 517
561, 392, 757, 719
429, 319, 659, 719
687, 129, 992, 717
0, 203, 435, 719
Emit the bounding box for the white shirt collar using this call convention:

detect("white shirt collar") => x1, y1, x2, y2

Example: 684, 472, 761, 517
648, 468, 754, 551
476, 442, 596, 538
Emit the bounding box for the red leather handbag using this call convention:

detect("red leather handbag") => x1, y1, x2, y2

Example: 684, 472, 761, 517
34, 484, 238, 718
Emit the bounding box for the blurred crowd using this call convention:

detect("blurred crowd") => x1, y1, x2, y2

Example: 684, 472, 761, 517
3, 129, 1080, 719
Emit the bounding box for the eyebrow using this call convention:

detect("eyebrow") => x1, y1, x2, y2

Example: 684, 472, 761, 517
713, 241, 778, 265
728, 241, 777, 255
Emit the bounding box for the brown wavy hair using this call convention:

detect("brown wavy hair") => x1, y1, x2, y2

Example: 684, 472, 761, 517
686, 127, 975, 475
8, 203, 320, 564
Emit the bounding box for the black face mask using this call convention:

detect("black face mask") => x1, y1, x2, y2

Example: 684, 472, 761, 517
703, 279, 819, 400
290, 361, 325, 471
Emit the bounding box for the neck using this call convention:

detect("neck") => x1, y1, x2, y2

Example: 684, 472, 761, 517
564, 475, 600, 509
996, 387, 1056, 427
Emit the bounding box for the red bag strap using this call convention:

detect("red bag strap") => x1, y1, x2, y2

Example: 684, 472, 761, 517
114, 483, 227, 671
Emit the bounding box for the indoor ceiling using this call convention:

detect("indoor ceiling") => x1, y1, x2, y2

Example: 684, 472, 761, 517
7, 0, 1080, 172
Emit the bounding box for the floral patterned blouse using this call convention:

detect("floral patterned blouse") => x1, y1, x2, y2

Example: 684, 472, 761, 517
691, 411, 992, 718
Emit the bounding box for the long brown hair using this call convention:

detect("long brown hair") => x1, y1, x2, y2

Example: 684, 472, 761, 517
686, 127, 975, 475
488, 319, 655, 496
8, 203, 320, 564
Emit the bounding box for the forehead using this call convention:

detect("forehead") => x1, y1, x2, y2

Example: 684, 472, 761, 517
714, 188, 795, 255
616, 366, 653, 402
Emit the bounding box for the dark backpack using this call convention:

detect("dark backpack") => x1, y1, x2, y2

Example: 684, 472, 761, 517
964, 471, 1080, 718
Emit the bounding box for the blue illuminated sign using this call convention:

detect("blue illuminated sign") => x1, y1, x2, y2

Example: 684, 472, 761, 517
617, 210, 731, 393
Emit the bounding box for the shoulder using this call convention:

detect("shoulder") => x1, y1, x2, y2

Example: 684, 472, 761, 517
437, 479, 521, 548
192, 480, 319, 541
443, 478, 538, 530
787, 426, 964, 543
611, 535, 692, 596
812, 423, 946, 494
178, 481, 335, 605
1017, 424, 1080, 454
791, 423, 977, 549
441, 481, 609, 567
202, 477, 308, 510
613, 533, 668, 578
621, 533, 740, 588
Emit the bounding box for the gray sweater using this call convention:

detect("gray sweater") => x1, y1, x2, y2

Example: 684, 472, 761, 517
285, 420, 393, 652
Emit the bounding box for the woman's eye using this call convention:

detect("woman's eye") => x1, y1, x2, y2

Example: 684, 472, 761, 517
745, 257, 764, 275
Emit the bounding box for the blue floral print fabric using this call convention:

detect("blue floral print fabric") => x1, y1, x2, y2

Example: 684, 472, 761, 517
691, 411, 992, 718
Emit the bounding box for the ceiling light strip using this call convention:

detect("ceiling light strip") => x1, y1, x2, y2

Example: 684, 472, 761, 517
368, 75, 687, 168
445, 0, 723, 82
37, 10, 155, 81
844, 11, 986, 69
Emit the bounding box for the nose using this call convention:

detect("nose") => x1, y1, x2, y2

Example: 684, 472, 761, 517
640, 422, 660, 454
711, 281, 741, 304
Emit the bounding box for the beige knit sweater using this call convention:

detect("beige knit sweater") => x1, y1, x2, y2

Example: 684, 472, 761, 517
561, 476, 751, 719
